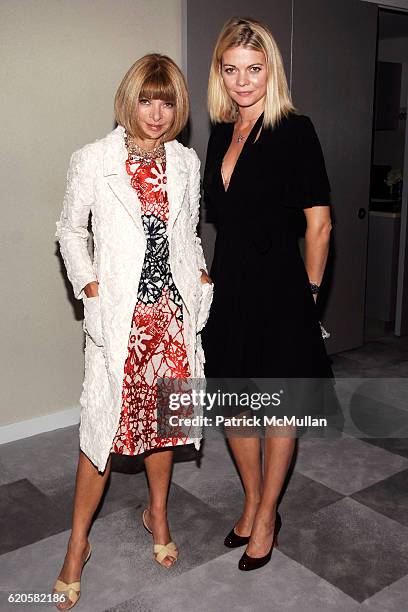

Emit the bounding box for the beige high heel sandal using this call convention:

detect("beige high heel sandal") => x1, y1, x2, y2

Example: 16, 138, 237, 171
142, 508, 178, 568
52, 543, 92, 610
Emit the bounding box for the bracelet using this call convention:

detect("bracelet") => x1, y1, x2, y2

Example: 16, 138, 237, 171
309, 282, 320, 295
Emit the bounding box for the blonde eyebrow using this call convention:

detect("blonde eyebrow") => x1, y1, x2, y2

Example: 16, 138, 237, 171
222, 63, 264, 68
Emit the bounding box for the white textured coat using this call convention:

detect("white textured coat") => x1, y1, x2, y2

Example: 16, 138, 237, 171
55, 125, 213, 472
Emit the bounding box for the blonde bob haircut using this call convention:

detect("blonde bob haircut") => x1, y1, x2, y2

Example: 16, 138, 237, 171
114, 53, 189, 141
208, 17, 296, 128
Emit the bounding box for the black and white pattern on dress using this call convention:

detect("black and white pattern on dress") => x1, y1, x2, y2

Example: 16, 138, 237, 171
137, 213, 183, 317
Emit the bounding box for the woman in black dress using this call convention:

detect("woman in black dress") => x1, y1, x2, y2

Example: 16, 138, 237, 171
202, 17, 338, 571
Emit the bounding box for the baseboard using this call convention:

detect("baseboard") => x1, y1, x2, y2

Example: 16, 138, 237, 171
0, 406, 80, 445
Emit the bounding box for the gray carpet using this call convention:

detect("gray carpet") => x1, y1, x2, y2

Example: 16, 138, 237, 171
0, 332, 407, 611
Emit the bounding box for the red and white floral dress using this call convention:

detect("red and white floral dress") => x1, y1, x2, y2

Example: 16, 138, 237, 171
110, 154, 191, 456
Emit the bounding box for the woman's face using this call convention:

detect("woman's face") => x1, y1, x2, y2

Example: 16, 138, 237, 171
221, 46, 267, 111
136, 98, 175, 142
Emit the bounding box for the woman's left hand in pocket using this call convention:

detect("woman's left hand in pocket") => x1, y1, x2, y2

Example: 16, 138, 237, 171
200, 269, 213, 285
82, 295, 104, 347
197, 269, 214, 332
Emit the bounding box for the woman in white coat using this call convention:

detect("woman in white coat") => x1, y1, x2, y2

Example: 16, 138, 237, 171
53, 54, 213, 609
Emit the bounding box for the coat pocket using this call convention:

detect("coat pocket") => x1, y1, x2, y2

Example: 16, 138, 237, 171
197, 282, 214, 333
82, 295, 104, 347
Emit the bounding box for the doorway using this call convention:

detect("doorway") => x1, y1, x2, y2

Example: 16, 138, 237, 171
365, 8, 408, 342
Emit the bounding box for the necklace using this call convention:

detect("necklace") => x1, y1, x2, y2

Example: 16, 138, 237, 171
235, 117, 258, 144
124, 131, 166, 164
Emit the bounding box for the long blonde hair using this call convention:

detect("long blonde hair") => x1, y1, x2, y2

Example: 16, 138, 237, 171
114, 54, 189, 141
208, 17, 296, 127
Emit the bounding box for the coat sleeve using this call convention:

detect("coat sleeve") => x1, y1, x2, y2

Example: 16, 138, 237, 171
188, 149, 207, 273
55, 146, 98, 299
284, 115, 331, 209
202, 126, 218, 225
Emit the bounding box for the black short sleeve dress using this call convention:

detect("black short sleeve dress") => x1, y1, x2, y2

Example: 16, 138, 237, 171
201, 111, 333, 380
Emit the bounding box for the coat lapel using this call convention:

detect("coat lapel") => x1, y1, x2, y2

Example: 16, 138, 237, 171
103, 126, 144, 232
103, 128, 188, 238
165, 140, 189, 238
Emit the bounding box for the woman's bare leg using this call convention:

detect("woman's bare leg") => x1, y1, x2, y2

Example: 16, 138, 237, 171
246, 431, 296, 557
54, 450, 112, 610
143, 449, 175, 567
225, 436, 262, 536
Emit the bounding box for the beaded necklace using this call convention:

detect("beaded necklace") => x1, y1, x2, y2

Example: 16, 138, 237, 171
124, 131, 166, 164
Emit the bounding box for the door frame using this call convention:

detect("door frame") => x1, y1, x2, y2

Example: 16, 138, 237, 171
395, 59, 408, 334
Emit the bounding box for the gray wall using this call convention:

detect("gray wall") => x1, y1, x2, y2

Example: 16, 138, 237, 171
186, 0, 378, 354
1, 0, 406, 434
0, 0, 182, 429
291, 0, 378, 354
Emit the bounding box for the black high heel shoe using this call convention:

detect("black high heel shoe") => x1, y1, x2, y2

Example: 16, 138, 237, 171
224, 527, 250, 548
238, 512, 282, 571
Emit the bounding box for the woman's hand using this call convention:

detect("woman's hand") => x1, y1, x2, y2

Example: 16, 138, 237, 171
84, 281, 99, 297
197, 270, 214, 332
200, 269, 213, 285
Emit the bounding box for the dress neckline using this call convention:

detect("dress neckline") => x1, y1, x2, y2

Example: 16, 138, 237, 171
220, 112, 264, 193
